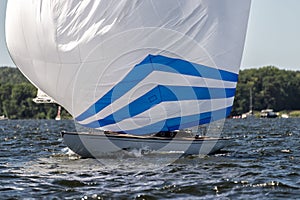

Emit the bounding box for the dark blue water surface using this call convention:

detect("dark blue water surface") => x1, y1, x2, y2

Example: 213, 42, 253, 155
0, 118, 299, 199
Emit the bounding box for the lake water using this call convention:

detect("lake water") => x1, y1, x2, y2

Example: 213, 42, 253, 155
0, 119, 299, 199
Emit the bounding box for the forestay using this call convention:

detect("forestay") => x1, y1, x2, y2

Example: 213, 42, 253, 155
6, 0, 251, 134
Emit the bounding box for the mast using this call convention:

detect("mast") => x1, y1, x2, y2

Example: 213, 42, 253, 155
249, 88, 253, 115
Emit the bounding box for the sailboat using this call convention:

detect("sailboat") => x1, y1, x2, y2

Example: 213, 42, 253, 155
33, 88, 62, 120
33, 89, 56, 104
0, 115, 8, 121
242, 88, 255, 119
6, 0, 251, 157
55, 106, 61, 121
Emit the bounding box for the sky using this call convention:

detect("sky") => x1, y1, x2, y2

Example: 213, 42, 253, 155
0, 0, 300, 71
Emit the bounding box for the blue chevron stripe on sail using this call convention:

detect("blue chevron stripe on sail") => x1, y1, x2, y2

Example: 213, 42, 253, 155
123, 106, 233, 135
76, 54, 238, 122
84, 106, 232, 135
81, 85, 235, 128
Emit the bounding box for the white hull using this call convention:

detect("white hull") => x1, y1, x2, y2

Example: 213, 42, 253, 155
62, 132, 229, 158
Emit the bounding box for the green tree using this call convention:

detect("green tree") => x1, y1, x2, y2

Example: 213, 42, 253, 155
232, 66, 300, 115
0, 67, 71, 119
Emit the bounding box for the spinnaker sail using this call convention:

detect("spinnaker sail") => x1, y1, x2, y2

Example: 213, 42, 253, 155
6, 0, 251, 135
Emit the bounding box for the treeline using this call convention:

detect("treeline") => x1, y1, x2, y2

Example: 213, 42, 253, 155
232, 66, 300, 115
0, 66, 299, 119
0, 67, 70, 119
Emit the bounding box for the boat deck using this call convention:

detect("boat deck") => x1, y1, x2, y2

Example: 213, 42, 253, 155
61, 131, 228, 141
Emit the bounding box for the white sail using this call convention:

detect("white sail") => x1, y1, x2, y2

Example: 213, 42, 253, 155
6, 0, 251, 134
